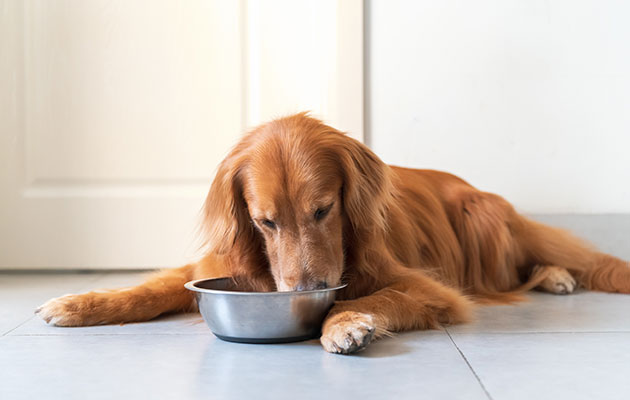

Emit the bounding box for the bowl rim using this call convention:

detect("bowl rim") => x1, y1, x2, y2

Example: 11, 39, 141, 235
184, 277, 348, 296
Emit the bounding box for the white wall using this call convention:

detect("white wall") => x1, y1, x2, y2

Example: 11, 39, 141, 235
367, 0, 630, 214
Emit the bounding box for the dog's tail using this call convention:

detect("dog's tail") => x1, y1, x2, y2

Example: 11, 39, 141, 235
469, 266, 557, 304
521, 218, 630, 294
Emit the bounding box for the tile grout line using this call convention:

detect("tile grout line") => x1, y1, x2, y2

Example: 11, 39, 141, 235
2, 316, 36, 337
446, 328, 494, 400
2, 272, 108, 337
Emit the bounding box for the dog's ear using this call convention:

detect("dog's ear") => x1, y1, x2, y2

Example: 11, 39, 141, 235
201, 150, 253, 255
335, 135, 394, 241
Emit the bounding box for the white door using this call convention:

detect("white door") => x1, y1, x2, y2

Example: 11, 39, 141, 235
0, 0, 363, 269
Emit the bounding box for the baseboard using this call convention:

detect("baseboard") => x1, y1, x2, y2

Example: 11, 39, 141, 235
528, 214, 630, 260
2, 214, 628, 271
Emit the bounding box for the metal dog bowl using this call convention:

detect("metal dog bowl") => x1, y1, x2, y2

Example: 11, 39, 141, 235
185, 278, 347, 343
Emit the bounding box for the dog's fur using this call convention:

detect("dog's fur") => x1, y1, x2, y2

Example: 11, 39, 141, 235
37, 113, 630, 354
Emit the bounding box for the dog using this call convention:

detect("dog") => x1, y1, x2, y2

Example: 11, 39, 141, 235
36, 113, 630, 354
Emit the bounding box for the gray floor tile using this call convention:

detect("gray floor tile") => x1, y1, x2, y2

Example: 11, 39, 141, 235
6, 272, 630, 399
0, 331, 486, 400
0, 272, 105, 335
451, 332, 630, 400
448, 290, 630, 334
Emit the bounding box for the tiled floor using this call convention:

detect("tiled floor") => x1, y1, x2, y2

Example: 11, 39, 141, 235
2, 272, 630, 400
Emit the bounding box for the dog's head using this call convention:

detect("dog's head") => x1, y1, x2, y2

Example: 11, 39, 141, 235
202, 113, 393, 291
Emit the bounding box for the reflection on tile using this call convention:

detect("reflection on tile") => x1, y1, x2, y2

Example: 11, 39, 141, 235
451, 332, 630, 400
448, 290, 630, 333
0, 331, 486, 400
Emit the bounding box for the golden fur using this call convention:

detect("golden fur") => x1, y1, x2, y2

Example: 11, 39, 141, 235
37, 113, 630, 354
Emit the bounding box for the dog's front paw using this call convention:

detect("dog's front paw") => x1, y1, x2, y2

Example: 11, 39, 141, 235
320, 312, 376, 354
35, 294, 94, 327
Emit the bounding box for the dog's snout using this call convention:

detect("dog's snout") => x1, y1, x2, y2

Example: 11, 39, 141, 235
295, 281, 328, 291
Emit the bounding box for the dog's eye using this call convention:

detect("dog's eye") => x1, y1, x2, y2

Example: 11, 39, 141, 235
261, 219, 276, 229
314, 204, 333, 221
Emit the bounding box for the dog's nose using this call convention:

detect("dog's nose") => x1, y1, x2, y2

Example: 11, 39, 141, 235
315, 281, 328, 290
295, 281, 328, 291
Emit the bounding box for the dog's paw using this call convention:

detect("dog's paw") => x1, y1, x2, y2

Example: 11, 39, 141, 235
320, 312, 376, 354
537, 266, 577, 295
35, 294, 93, 326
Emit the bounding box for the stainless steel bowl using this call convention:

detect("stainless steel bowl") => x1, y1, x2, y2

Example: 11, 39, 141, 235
185, 278, 347, 343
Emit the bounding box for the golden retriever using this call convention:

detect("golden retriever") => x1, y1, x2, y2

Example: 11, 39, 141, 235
37, 113, 630, 354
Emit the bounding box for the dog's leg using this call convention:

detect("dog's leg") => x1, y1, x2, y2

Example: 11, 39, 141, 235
320, 269, 473, 354
36, 254, 230, 326
533, 265, 577, 294
36, 264, 196, 326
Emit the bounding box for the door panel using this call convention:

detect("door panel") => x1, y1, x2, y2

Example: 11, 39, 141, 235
0, 0, 363, 269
